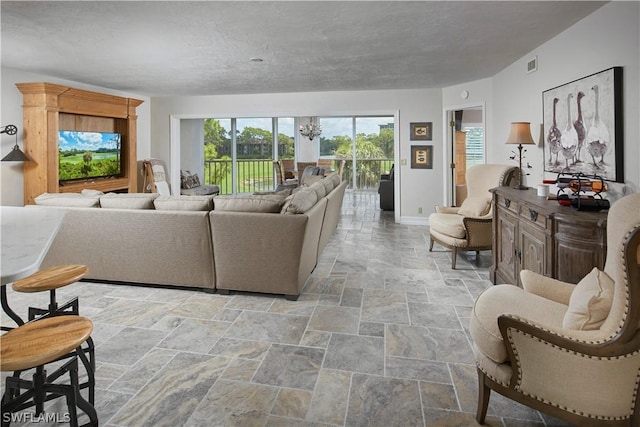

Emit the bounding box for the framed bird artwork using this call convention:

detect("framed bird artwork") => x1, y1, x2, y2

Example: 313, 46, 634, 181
542, 66, 623, 182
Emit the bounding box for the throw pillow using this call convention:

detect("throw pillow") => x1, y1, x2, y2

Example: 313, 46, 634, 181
180, 170, 201, 189
458, 196, 491, 217
563, 267, 615, 330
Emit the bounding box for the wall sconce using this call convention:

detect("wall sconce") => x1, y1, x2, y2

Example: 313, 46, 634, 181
1, 124, 30, 162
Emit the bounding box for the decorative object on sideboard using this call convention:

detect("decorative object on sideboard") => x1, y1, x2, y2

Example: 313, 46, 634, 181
550, 172, 610, 211
505, 121, 535, 190
1, 124, 29, 162
543, 66, 623, 182
298, 117, 322, 141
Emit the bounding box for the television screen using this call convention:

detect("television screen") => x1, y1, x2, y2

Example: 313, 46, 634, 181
58, 131, 122, 181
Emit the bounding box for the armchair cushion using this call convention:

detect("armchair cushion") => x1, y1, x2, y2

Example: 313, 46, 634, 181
428, 213, 466, 239
563, 267, 615, 330
457, 196, 491, 217
470, 284, 567, 364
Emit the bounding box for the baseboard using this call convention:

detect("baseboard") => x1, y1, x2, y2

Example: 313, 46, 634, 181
399, 216, 429, 226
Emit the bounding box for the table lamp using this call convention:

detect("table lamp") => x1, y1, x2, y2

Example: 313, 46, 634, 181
505, 122, 535, 190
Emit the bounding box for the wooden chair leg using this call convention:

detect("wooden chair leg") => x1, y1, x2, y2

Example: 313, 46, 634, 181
476, 368, 491, 424
429, 237, 435, 251
451, 247, 458, 269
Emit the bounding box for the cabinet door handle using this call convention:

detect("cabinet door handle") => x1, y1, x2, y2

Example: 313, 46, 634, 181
529, 209, 538, 222
505, 199, 511, 208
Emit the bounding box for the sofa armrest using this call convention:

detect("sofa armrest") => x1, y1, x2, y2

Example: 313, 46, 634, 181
520, 269, 574, 305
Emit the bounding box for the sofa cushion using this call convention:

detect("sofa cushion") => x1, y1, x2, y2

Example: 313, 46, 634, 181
214, 195, 287, 213
563, 267, 615, 330
282, 188, 318, 214
329, 172, 341, 187
309, 181, 327, 199
80, 189, 105, 197
302, 175, 323, 186
322, 176, 336, 194
100, 193, 158, 209
428, 213, 466, 239
154, 195, 214, 211
458, 196, 491, 217
34, 193, 100, 208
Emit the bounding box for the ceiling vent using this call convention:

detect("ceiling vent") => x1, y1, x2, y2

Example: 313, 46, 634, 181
527, 56, 538, 74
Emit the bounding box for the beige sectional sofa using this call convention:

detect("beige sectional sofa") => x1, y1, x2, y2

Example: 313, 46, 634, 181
34, 174, 347, 300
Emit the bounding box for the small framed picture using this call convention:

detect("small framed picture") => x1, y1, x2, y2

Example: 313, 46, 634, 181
411, 145, 433, 169
410, 122, 432, 140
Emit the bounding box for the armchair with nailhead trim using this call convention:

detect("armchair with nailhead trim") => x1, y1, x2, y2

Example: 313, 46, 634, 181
470, 193, 640, 426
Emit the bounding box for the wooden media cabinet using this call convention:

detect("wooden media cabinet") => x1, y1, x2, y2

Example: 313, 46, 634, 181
16, 83, 143, 205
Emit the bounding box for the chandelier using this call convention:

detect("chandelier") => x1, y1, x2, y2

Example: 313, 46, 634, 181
299, 117, 322, 141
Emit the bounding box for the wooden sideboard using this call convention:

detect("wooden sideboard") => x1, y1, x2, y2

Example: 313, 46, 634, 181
491, 187, 608, 287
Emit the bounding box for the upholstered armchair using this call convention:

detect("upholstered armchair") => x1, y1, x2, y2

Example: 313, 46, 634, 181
428, 164, 517, 268
470, 193, 640, 426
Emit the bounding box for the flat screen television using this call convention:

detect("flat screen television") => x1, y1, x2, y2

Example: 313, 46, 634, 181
58, 130, 122, 182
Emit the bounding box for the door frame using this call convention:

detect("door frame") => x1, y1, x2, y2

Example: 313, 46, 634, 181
441, 102, 486, 207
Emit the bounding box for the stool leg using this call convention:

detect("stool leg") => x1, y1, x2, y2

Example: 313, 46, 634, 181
76, 338, 95, 404
1, 285, 24, 328
33, 366, 46, 416
70, 347, 98, 427
67, 358, 80, 427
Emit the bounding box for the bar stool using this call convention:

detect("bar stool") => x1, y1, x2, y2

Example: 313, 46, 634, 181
1, 315, 98, 427
12, 265, 88, 321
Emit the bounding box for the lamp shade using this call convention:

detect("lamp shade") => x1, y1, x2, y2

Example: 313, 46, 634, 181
505, 122, 535, 145
1, 144, 30, 162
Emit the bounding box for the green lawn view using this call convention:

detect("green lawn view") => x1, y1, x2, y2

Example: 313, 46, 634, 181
59, 150, 120, 181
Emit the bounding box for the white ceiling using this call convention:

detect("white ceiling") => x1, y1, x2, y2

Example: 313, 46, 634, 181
1, 1, 606, 97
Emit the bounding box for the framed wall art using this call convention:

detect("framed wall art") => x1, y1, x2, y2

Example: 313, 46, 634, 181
542, 66, 623, 182
411, 145, 433, 169
410, 122, 432, 140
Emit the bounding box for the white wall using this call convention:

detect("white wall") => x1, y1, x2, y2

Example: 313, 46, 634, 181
151, 88, 443, 223
444, 2, 640, 198
0, 67, 151, 206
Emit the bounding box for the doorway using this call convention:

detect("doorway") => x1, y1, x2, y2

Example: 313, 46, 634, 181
444, 105, 485, 206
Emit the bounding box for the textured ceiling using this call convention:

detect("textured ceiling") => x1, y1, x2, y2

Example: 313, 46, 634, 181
1, 1, 606, 97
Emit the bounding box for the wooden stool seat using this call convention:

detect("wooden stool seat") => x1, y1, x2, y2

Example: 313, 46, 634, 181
12, 265, 88, 293
1, 316, 92, 372
10, 264, 88, 322
1, 316, 97, 427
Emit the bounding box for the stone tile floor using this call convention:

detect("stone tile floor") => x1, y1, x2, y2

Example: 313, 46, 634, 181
1, 191, 573, 426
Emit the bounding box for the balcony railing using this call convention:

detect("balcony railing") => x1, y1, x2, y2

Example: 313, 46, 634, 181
204, 158, 394, 194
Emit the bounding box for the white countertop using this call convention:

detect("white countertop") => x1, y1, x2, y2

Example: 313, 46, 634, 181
1, 206, 66, 285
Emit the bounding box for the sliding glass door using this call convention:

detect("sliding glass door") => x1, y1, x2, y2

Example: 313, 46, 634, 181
319, 116, 394, 189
